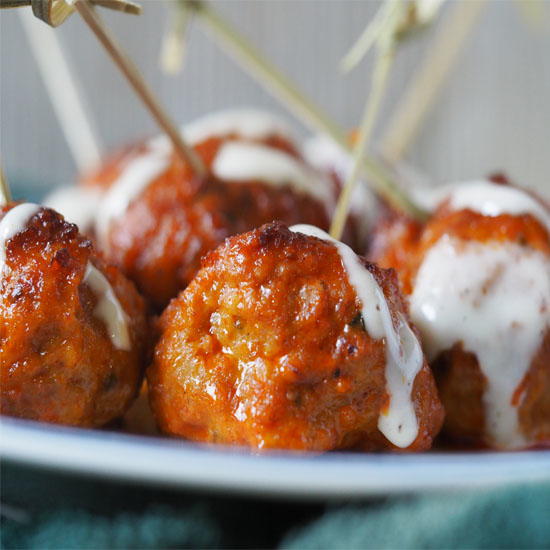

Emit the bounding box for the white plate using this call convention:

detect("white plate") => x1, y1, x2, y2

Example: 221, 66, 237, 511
2, 417, 549, 500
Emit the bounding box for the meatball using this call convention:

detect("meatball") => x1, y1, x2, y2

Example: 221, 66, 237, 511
373, 179, 550, 449
0, 203, 148, 427
82, 109, 335, 311
148, 222, 443, 452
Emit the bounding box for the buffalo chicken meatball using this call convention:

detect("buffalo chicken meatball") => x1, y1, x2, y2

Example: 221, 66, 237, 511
82, 109, 334, 310
373, 179, 550, 449
0, 203, 147, 427
148, 222, 443, 452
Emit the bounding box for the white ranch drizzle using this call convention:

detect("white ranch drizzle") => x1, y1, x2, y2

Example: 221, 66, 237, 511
83, 262, 131, 351
94, 138, 170, 248
145, 108, 294, 160
410, 236, 550, 449
0, 203, 41, 276
94, 109, 328, 250
290, 224, 423, 448
43, 185, 103, 233
213, 142, 333, 211
447, 181, 550, 232
413, 180, 550, 233
94, 110, 297, 247
183, 108, 293, 145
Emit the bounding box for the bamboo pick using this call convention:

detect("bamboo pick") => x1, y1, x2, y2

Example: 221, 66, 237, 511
331, 47, 395, 240
92, 0, 140, 15
188, 0, 424, 220
0, 166, 12, 206
1, 0, 141, 26
340, 0, 397, 74
380, 0, 487, 162
160, 0, 193, 74
73, 0, 206, 178
18, 8, 103, 172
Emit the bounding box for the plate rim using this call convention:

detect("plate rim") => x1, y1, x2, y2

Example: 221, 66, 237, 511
2, 418, 550, 500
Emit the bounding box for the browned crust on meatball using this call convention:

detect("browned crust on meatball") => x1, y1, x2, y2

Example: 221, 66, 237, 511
148, 222, 443, 452
517, 330, 550, 447
368, 206, 423, 295
100, 136, 330, 311
432, 344, 488, 446
432, 332, 550, 450
0, 205, 148, 427
105, 174, 329, 312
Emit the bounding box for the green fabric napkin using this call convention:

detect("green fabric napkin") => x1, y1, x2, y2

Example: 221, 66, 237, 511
2, 505, 220, 550
2, 462, 549, 549
282, 482, 550, 549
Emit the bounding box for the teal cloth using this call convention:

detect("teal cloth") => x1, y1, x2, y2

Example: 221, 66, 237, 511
282, 483, 550, 549
2, 505, 221, 549
2, 463, 549, 549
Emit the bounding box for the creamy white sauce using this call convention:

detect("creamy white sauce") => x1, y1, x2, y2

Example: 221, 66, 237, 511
290, 224, 423, 448
413, 180, 550, 233
184, 108, 293, 145
410, 236, 550, 448
94, 110, 301, 247
0, 203, 41, 276
146, 108, 294, 156
83, 262, 131, 351
410, 182, 457, 212
448, 181, 550, 232
214, 142, 333, 210
43, 186, 103, 233
95, 141, 170, 248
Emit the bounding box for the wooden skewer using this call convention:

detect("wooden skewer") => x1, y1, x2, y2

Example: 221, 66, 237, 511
0, 165, 12, 206
160, 0, 193, 74
92, 0, 140, 15
189, 0, 424, 220
333, 0, 439, 239
73, 0, 206, 178
0, 0, 141, 25
340, 0, 397, 73
380, 0, 487, 162
18, 8, 103, 172
331, 46, 396, 240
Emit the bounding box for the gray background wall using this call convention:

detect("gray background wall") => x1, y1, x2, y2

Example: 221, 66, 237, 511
1, 0, 549, 195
